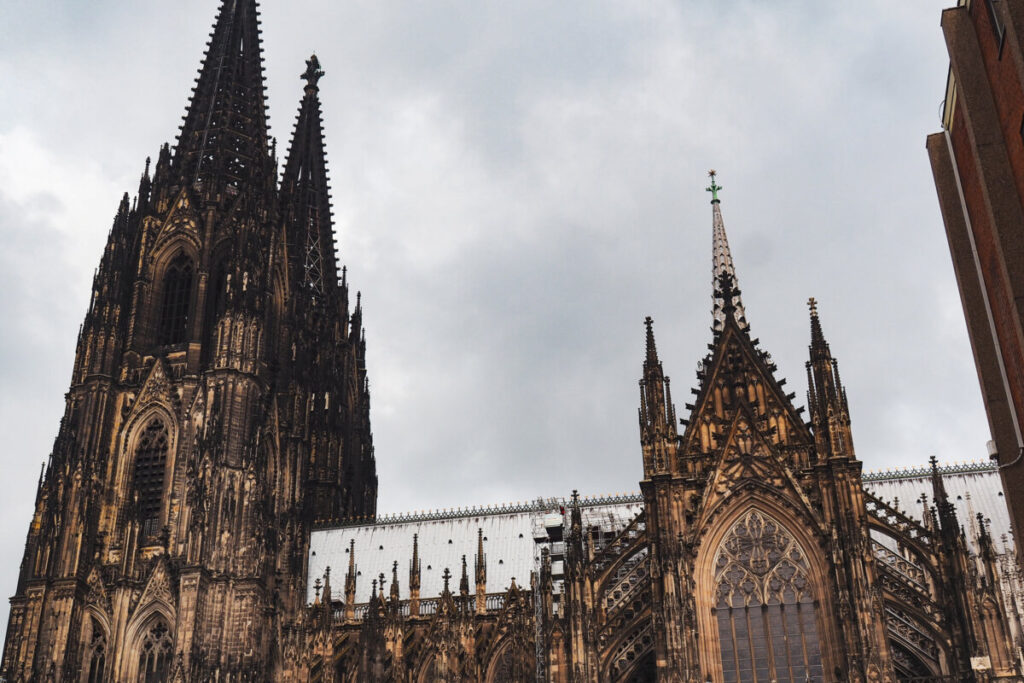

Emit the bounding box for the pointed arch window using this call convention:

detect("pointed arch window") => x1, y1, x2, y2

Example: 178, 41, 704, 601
85, 618, 107, 683
157, 253, 194, 346
712, 510, 824, 683
132, 418, 169, 539
136, 620, 173, 683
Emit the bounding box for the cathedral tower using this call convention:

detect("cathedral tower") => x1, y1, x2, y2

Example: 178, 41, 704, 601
0, 1, 376, 680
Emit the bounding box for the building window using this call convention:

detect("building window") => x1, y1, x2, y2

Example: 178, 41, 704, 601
712, 510, 825, 683
157, 253, 194, 346
85, 619, 107, 683
137, 620, 173, 683
986, 0, 1006, 50
132, 418, 170, 539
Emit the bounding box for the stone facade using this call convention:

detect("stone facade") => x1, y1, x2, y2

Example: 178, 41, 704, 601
0, 1, 375, 680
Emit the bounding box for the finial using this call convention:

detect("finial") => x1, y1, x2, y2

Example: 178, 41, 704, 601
301, 53, 324, 90
644, 316, 659, 364
706, 169, 722, 204
807, 297, 818, 316
442, 567, 452, 593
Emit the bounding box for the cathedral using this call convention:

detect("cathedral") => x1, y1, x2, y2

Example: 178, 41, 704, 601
1, 1, 1022, 681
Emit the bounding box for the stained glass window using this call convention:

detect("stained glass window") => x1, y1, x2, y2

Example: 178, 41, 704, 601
712, 510, 824, 682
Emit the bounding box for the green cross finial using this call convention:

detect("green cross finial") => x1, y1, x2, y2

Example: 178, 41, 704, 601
706, 169, 722, 203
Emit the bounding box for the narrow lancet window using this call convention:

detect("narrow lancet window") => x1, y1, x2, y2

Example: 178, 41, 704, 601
86, 619, 107, 683
712, 510, 824, 683
136, 620, 173, 683
157, 253, 194, 346
132, 418, 169, 539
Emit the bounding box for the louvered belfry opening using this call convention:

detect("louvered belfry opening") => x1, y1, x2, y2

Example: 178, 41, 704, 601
132, 418, 170, 539
156, 253, 194, 346
712, 510, 825, 683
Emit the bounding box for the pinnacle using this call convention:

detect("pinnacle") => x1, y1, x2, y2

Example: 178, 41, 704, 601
644, 316, 659, 365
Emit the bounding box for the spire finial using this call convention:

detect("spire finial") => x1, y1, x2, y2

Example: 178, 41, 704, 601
644, 316, 659, 364
709, 170, 748, 332
706, 169, 722, 204
302, 53, 324, 91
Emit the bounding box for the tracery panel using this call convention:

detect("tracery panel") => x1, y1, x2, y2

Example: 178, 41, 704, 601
136, 620, 173, 683
712, 509, 824, 683
84, 618, 107, 683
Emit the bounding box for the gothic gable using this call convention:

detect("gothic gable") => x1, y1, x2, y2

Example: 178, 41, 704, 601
680, 317, 813, 462
126, 358, 181, 420
133, 555, 177, 618
152, 188, 202, 253
695, 404, 819, 532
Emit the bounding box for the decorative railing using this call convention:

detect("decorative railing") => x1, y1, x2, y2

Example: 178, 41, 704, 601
864, 491, 933, 548
885, 606, 941, 662
872, 540, 928, 590
331, 592, 515, 624
590, 512, 646, 576
602, 549, 650, 623
314, 493, 644, 529
863, 460, 995, 482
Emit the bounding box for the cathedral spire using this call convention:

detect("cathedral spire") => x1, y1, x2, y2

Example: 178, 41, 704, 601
409, 533, 421, 616
344, 538, 357, 620
708, 171, 748, 332
173, 0, 271, 193
282, 54, 340, 302
639, 317, 678, 477
805, 299, 854, 458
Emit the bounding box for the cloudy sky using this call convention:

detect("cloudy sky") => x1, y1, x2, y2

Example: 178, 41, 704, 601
0, 0, 979, 635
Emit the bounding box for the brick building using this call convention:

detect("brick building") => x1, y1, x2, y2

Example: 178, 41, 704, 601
927, 0, 1024, 555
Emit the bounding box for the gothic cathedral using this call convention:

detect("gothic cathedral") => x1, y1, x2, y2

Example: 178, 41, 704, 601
1, 1, 375, 680
2, 1, 1021, 682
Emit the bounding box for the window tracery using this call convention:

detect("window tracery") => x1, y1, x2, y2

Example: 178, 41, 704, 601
157, 253, 194, 346
136, 620, 173, 683
85, 619, 107, 683
712, 509, 824, 683
132, 418, 170, 539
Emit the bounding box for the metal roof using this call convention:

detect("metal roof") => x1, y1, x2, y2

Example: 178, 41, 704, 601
309, 462, 1014, 605
864, 461, 1013, 553
308, 496, 643, 605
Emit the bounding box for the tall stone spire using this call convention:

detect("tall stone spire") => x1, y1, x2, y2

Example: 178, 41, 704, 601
173, 0, 271, 193
805, 298, 854, 458
708, 171, 748, 332
282, 54, 340, 301
639, 317, 678, 477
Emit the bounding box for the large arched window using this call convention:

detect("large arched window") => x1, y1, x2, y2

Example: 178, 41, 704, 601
136, 620, 173, 682
156, 253, 194, 346
712, 510, 824, 683
85, 618, 107, 683
132, 418, 170, 539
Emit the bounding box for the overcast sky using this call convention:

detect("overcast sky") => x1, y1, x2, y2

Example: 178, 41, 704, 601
0, 0, 980, 636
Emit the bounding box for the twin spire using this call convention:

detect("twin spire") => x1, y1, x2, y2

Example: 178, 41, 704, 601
282, 53, 341, 301
175, 0, 270, 192
173, 0, 344, 298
